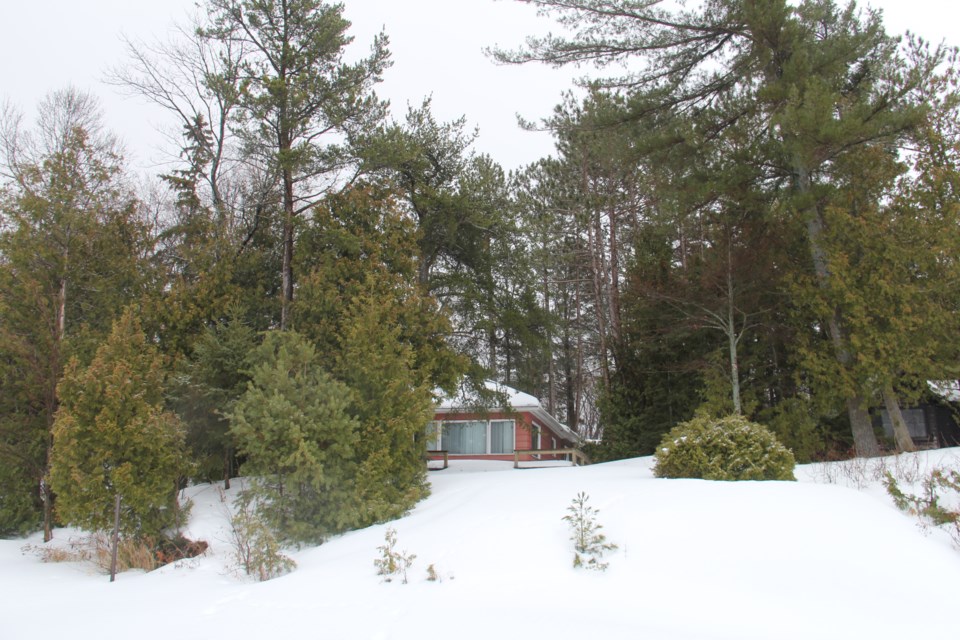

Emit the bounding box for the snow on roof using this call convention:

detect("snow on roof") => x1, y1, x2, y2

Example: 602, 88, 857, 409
435, 380, 579, 443
436, 379, 541, 411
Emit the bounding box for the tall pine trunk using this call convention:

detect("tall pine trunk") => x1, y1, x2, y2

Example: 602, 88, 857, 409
281, 167, 295, 331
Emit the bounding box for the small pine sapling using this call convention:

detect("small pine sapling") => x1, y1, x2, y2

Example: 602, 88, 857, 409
563, 492, 617, 571
374, 528, 416, 583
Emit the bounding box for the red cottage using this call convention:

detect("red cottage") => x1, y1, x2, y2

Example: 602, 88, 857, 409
428, 382, 582, 466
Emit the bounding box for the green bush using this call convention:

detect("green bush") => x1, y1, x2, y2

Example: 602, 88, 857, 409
653, 414, 797, 481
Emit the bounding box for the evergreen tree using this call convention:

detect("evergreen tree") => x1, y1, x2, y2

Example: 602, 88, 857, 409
173, 309, 257, 487
202, 0, 391, 329
0, 90, 152, 538
230, 330, 361, 543
361, 101, 538, 393
334, 283, 435, 524
294, 185, 466, 524
499, 0, 949, 455
49, 309, 187, 538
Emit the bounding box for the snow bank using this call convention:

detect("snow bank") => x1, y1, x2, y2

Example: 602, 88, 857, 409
2, 452, 959, 640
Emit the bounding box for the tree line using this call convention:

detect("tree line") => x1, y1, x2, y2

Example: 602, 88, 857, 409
2, 0, 959, 541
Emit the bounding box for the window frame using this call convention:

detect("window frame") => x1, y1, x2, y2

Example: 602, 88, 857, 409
437, 419, 516, 455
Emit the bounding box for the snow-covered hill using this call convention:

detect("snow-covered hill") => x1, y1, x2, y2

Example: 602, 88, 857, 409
2, 452, 959, 640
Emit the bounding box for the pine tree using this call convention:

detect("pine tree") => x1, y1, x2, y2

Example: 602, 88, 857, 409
229, 330, 361, 543
499, 0, 948, 455
49, 309, 187, 538
563, 492, 617, 571
201, 0, 391, 329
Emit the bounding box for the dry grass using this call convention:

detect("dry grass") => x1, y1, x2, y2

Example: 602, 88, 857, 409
21, 537, 91, 564
23, 534, 162, 573
89, 534, 158, 573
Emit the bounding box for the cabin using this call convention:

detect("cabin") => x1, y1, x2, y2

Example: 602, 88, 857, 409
427, 382, 582, 467
875, 381, 960, 448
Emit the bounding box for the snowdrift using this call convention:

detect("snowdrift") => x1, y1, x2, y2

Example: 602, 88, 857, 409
2, 454, 959, 640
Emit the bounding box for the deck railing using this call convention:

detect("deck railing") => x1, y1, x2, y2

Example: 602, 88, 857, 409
426, 450, 449, 470
513, 448, 590, 469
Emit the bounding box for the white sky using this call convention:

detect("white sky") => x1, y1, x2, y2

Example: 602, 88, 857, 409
0, 0, 956, 174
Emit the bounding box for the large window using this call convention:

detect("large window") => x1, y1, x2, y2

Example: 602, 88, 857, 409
490, 420, 513, 454
439, 419, 515, 454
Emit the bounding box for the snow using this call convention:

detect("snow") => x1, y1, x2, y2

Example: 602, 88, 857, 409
437, 379, 542, 410
3, 452, 960, 640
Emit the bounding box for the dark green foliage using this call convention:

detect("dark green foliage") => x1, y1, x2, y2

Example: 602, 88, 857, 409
174, 310, 257, 484
49, 309, 188, 538
230, 330, 361, 543
333, 288, 434, 524
653, 414, 797, 481
202, 0, 391, 328
296, 184, 467, 394
595, 224, 707, 459
598, 337, 706, 461
296, 186, 466, 524
499, 0, 959, 457
0, 465, 40, 537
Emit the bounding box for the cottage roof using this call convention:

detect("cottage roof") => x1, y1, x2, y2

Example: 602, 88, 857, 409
436, 380, 539, 410
435, 380, 580, 444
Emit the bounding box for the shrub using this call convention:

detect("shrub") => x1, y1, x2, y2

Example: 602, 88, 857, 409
225, 490, 296, 582
653, 414, 796, 481
374, 528, 416, 583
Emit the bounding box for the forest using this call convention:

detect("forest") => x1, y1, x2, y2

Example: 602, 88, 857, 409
2, 0, 960, 545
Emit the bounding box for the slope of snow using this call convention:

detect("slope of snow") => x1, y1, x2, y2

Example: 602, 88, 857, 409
2, 453, 959, 640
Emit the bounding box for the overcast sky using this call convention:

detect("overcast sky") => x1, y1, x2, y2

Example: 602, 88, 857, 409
0, 0, 956, 174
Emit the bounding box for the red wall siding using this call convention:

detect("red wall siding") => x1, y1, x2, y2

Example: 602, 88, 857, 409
430, 411, 575, 462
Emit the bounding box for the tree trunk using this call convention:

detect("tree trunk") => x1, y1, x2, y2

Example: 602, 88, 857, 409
799, 164, 880, 456
846, 395, 880, 457
223, 446, 232, 491
607, 204, 622, 347
561, 284, 576, 429
588, 211, 611, 389
280, 167, 295, 330
727, 311, 742, 415
57, 277, 67, 343
543, 266, 556, 415
41, 475, 53, 543
725, 250, 742, 415
110, 494, 121, 582
882, 384, 917, 453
